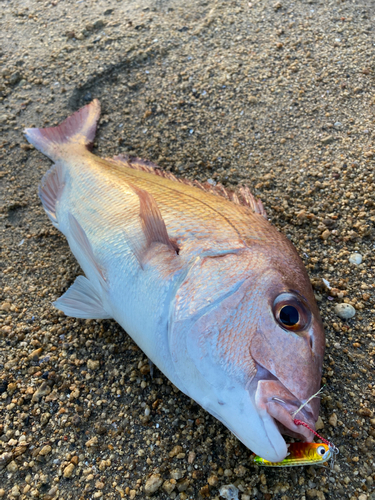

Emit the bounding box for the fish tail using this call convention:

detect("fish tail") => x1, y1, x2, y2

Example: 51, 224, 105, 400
24, 99, 101, 162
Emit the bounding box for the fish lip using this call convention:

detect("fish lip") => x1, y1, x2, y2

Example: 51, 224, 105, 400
266, 398, 316, 442
254, 375, 319, 444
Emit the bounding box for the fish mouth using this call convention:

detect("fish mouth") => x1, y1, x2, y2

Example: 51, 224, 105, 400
253, 368, 320, 444
264, 393, 316, 442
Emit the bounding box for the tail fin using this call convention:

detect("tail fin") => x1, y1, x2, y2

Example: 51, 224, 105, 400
24, 99, 101, 162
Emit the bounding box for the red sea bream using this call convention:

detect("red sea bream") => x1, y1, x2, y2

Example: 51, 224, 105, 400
25, 99, 325, 462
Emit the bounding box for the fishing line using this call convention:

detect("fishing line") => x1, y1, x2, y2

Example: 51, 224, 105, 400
291, 386, 325, 419
292, 386, 339, 466
293, 419, 330, 446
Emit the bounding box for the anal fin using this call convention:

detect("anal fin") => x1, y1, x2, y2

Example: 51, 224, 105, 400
54, 275, 111, 319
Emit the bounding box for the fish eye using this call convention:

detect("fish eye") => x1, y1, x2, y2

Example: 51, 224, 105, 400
279, 305, 299, 326
317, 445, 326, 456
273, 293, 311, 332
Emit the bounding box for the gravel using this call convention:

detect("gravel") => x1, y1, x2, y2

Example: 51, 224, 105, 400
1, 0, 375, 499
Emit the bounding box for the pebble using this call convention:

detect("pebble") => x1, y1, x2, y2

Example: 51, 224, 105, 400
329, 413, 337, 427
334, 303, 356, 320
93, 19, 106, 30
32, 381, 51, 401
6, 461, 18, 473
0, 452, 13, 470
321, 135, 334, 145
144, 474, 163, 495
162, 479, 176, 494
208, 474, 219, 486
10, 485, 20, 498
87, 359, 100, 370
28, 347, 43, 361
349, 253, 362, 265
169, 445, 183, 457
85, 436, 99, 448
9, 72, 22, 86
39, 445, 52, 456
170, 470, 183, 480
219, 484, 239, 500
63, 463, 75, 478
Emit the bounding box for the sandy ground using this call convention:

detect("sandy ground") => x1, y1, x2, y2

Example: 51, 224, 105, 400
1, 0, 375, 499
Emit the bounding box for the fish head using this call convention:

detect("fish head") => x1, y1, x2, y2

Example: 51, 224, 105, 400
250, 236, 325, 451
169, 238, 324, 462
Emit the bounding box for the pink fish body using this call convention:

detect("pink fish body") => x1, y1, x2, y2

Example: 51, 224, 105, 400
25, 100, 325, 462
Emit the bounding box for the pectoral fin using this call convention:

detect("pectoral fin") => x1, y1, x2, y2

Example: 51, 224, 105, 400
54, 276, 111, 319
126, 183, 179, 268
38, 163, 65, 227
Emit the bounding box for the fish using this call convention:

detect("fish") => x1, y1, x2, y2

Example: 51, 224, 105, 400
24, 99, 325, 462
251, 442, 332, 467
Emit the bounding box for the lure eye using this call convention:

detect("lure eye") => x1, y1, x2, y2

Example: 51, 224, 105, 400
273, 293, 311, 332
317, 445, 326, 456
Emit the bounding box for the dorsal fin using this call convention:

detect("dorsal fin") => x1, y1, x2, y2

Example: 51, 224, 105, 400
107, 154, 267, 219
126, 183, 179, 267
238, 186, 267, 218
24, 99, 101, 162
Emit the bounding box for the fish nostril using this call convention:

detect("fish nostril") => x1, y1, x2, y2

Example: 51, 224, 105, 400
309, 334, 313, 350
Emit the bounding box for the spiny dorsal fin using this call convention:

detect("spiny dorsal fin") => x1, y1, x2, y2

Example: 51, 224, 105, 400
24, 99, 101, 162
127, 183, 179, 267
238, 186, 267, 218
107, 154, 268, 219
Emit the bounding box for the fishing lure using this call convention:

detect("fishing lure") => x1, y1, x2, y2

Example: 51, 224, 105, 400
251, 442, 332, 467
251, 419, 339, 467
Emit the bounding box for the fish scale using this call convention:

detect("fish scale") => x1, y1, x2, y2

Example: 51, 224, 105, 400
24, 99, 326, 463
99, 156, 275, 245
